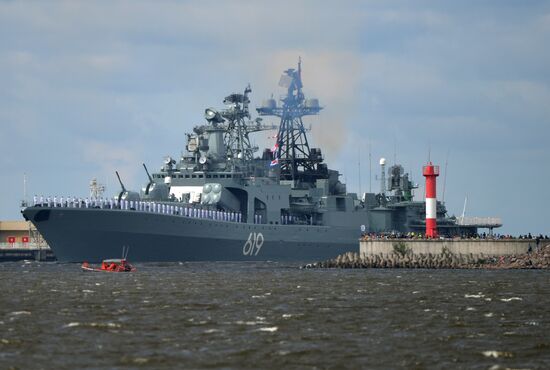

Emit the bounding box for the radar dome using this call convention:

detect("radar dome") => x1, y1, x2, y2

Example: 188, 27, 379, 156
379, 158, 386, 166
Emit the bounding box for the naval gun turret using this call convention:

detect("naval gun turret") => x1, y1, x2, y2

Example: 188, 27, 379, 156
115, 171, 140, 203
140, 163, 169, 201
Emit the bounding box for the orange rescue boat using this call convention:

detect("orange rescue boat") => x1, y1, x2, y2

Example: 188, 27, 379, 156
81, 258, 136, 272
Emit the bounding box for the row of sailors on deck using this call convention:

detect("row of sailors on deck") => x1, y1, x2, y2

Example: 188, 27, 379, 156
33, 195, 243, 223
33, 196, 299, 225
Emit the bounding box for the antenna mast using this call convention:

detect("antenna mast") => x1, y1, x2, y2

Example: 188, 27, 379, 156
442, 150, 449, 203
369, 142, 372, 192
257, 58, 325, 184
358, 147, 362, 195
21, 172, 28, 208
461, 196, 468, 219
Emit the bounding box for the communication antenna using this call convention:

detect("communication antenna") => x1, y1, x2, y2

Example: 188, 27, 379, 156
442, 149, 449, 203
358, 147, 362, 195
380, 158, 386, 194
461, 196, 468, 219
21, 172, 28, 208
369, 142, 372, 193
393, 135, 397, 165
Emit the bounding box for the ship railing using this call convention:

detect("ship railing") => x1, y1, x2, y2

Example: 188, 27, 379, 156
0, 242, 50, 250
30, 197, 245, 223
456, 216, 503, 227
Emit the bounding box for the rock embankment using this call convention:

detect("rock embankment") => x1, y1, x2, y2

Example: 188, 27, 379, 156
302, 244, 550, 269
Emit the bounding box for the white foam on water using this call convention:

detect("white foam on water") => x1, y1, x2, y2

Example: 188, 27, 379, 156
63, 322, 81, 328
465, 293, 484, 298
235, 320, 261, 326
481, 350, 513, 358
412, 291, 420, 294
8, 311, 31, 316
204, 329, 221, 334
500, 297, 522, 302
282, 314, 293, 318
258, 326, 278, 332
484, 312, 494, 317
306, 297, 315, 301
90, 322, 121, 328
466, 307, 476, 311
82, 290, 94, 293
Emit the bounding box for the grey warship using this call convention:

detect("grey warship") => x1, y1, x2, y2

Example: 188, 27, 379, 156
22, 61, 491, 262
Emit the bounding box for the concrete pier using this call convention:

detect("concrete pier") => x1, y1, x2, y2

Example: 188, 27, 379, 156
360, 239, 538, 257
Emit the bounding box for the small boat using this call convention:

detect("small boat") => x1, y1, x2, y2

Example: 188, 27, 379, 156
81, 259, 136, 272
81, 246, 136, 272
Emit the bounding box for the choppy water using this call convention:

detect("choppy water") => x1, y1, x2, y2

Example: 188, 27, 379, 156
0, 262, 549, 369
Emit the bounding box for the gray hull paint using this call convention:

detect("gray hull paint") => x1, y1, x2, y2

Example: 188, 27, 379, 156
23, 207, 358, 262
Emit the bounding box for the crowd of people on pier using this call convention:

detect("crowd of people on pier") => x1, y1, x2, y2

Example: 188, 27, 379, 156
361, 231, 549, 241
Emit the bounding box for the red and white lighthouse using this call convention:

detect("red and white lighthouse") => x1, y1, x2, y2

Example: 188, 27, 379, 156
423, 162, 440, 238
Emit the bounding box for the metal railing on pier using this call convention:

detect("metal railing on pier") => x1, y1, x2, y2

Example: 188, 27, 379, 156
456, 216, 502, 227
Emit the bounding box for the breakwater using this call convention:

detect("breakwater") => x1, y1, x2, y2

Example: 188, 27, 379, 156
361, 238, 537, 256
303, 244, 550, 269
0, 244, 55, 262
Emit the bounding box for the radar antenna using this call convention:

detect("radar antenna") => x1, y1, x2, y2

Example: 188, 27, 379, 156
257, 58, 325, 183
221, 84, 276, 170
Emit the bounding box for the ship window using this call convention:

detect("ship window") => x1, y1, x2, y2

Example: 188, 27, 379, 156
206, 175, 211, 178
185, 175, 190, 178
162, 175, 165, 178
213, 175, 218, 178
192, 175, 196, 178
198, 174, 203, 178
178, 175, 183, 178
220, 175, 225, 178
227, 175, 232, 178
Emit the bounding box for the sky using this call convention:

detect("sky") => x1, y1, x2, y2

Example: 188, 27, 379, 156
1, 0, 549, 235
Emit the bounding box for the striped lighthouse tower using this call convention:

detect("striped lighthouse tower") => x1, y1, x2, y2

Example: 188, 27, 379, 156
423, 162, 440, 238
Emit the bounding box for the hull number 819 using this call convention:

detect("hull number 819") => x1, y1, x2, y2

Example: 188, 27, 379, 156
243, 232, 264, 256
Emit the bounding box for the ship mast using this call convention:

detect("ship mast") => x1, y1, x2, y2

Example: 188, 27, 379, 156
257, 59, 324, 183
220, 85, 276, 171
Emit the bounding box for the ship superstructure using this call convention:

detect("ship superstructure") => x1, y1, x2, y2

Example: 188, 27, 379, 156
22, 62, 499, 262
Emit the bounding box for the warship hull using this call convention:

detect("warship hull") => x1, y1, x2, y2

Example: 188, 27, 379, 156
22, 207, 358, 262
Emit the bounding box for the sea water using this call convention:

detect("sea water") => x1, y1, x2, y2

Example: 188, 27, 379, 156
0, 262, 549, 369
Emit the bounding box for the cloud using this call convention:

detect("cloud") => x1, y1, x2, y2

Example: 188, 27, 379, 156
0, 1, 549, 235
